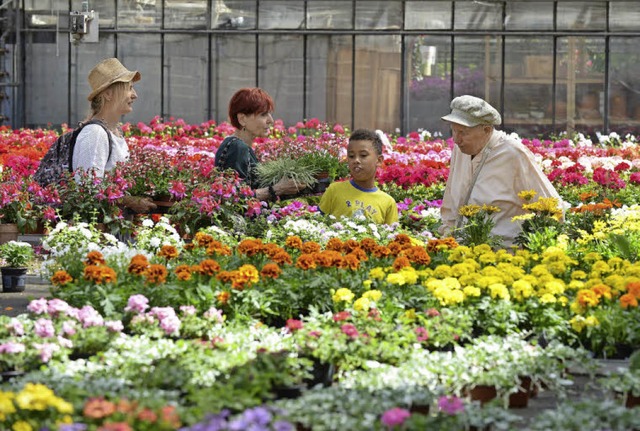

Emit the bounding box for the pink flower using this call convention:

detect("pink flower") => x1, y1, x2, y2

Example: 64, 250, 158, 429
8, 319, 24, 336
332, 311, 351, 322
125, 294, 149, 314
27, 298, 48, 315
47, 298, 70, 316
77, 306, 104, 328
0, 341, 26, 354
62, 321, 77, 336
438, 395, 465, 415
332, 124, 345, 134
285, 319, 303, 332
380, 407, 411, 427
34, 342, 59, 363
425, 308, 440, 317
105, 320, 124, 333
34, 318, 55, 338
415, 326, 429, 342
159, 315, 181, 335
340, 323, 359, 339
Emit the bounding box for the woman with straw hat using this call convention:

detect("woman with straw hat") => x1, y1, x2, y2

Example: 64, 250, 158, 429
73, 57, 155, 213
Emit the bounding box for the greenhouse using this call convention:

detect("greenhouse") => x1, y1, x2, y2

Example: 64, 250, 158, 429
1, 1, 640, 431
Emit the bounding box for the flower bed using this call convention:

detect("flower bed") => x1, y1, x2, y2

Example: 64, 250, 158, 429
1, 119, 640, 429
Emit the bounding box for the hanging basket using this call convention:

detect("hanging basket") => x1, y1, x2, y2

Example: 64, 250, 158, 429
1, 267, 28, 293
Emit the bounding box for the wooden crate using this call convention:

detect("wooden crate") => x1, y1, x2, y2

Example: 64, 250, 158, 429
525, 55, 554, 78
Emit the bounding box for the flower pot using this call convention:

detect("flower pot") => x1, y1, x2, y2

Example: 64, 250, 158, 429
1, 369, 25, 382
0, 223, 19, 245
468, 384, 497, 405
508, 376, 532, 408
1, 267, 27, 293
626, 392, 640, 408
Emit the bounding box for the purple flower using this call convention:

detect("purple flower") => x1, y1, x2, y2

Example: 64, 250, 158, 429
34, 318, 55, 338
58, 424, 88, 431
8, 318, 24, 336
125, 294, 149, 313
47, 298, 70, 316
272, 421, 294, 431
77, 306, 104, 328
381, 407, 411, 427
0, 341, 26, 354
438, 395, 465, 415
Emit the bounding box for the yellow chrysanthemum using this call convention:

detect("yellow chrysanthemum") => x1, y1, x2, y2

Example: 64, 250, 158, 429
399, 267, 419, 284
541, 280, 566, 296
489, 283, 510, 300
539, 293, 557, 304
512, 279, 534, 300
353, 297, 371, 312
432, 264, 453, 279
362, 279, 372, 289
584, 315, 600, 327
332, 288, 355, 303
570, 315, 586, 333
13, 421, 33, 431
386, 273, 407, 285
404, 309, 417, 320
369, 267, 386, 280
433, 285, 465, 306
568, 280, 585, 290
463, 285, 481, 298
362, 289, 382, 302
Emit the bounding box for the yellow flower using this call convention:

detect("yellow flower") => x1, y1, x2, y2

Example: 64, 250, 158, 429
584, 315, 600, 327
463, 285, 481, 298
571, 270, 587, 280
459, 204, 482, 218
511, 213, 535, 222
489, 283, 510, 300
512, 279, 534, 300
0, 391, 17, 417
570, 315, 586, 333
568, 280, 585, 290
539, 293, 557, 304
369, 267, 386, 280
386, 273, 406, 285
518, 189, 537, 201
432, 264, 453, 279
332, 288, 355, 303
362, 289, 382, 302
354, 297, 371, 312
13, 421, 32, 431
404, 309, 417, 320
541, 280, 565, 296
362, 279, 372, 289
399, 267, 419, 284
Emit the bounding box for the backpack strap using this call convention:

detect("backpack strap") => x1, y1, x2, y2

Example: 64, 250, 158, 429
67, 119, 115, 172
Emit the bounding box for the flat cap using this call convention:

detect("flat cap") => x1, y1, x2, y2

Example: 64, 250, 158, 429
441, 95, 501, 127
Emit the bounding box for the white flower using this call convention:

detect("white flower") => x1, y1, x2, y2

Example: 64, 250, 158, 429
142, 218, 154, 228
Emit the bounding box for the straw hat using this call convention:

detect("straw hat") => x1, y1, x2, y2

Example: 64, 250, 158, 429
87, 58, 141, 101
441, 95, 501, 127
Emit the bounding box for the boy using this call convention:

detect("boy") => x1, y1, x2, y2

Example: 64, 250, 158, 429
319, 129, 398, 225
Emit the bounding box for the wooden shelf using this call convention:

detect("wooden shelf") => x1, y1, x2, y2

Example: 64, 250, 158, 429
504, 118, 553, 125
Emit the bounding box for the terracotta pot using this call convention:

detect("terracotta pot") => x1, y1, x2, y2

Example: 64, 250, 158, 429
0, 223, 19, 245
1, 267, 27, 293
468, 384, 497, 405
508, 376, 532, 408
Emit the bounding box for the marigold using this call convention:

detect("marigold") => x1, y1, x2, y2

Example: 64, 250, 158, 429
394, 233, 412, 246
372, 245, 391, 258
402, 246, 431, 266
285, 235, 303, 249
128, 254, 149, 275
354, 297, 371, 312
627, 281, 640, 298
144, 264, 168, 284
620, 293, 638, 309
260, 263, 282, 278
359, 237, 378, 253
84, 250, 105, 266
296, 254, 317, 270
217, 291, 230, 304
271, 250, 293, 265
216, 271, 233, 283
344, 253, 360, 270
199, 259, 221, 276
576, 289, 599, 308
325, 237, 343, 251
301, 241, 322, 254
51, 270, 73, 286
387, 242, 404, 256
393, 256, 411, 271
591, 284, 612, 300
342, 239, 361, 253
84, 265, 117, 284
362, 289, 382, 302
237, 238, 263, 256
158, 244, 179, 259
332, 287, 355, 303
193, 232, 214, 248
175, 265, 192, 281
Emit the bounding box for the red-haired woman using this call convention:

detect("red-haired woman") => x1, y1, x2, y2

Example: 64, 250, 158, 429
215, 87, 301, 202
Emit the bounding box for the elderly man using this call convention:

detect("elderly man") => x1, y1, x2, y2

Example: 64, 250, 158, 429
438, 95, 562, 247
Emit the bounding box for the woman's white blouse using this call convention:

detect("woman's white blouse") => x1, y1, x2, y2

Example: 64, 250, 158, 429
72, 124, 129, 178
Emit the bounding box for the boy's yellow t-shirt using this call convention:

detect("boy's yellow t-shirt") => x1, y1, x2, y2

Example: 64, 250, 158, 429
319, 180, 399, 225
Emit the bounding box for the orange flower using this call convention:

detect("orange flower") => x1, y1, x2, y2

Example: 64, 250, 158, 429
263, 243, 283, 258
144, 264, 168, 284
238, 238, 263, 256
576, 289, 599, 308
206, 241, 232, 256
115, 399, 137, 414
578, 191, 598, 202
285, 235, 303, 249
372, 245, 391, 259
175, 264, 192, 281
627, 281, 640, 298
271, 250, 292, 265
342, 239, 360, 254
216, 271, 234, 283
137, 408, 158, 422
260, 263, 282, 279
199, 259, 221, 276
85, 250, 106, 266
128, 254, 149, 275
301, 241, 322, 254
620, 293, 638, 309
387, 242, 404, 256
403, 246, 431, 266
193, 232, 214, 248
51, 270, 73, 286
217, 291, 230, 304
315, 250, 336, 267
231, 264, 259, 290
296, 254, 317, 270
591, 284, 612, 300
83, 397, 116, 419
395, 233, 412, 246
359, 238, 378, 253
97, 423, 132, 431
183, 242, 196, 251
158, 245, 179, 259
326, 237, 343, 251
84, 265, 117, 284
343, 253, 360, 270
160, 405, 181, 428
349, 247, 368, 262
392, 256, 411, 271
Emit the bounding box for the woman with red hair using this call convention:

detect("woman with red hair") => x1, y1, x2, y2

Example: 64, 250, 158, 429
215, 87, 301, 202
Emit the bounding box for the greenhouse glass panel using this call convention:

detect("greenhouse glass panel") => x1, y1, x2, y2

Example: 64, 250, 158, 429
355, 0, 402, 30
307, 1, 353, 29
212, 0, 256, 29
163, 34, 208, 123
405, 1, 451, 30
117, 0, 161, 29
609, 38, 640, 136
454, 2, 502, 30
557, 2, 606, 30
610, 2, 640, 31
258, 35, 304, 126
259, 0, 304, 29
452, 36, 499, 102
164, 0, 208, 29
505, 2, 553, 30
211, 35, 257, 123
71, 0, 115, 27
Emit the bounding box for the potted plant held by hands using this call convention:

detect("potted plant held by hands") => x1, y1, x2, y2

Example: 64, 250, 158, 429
0, 241, 35, 292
